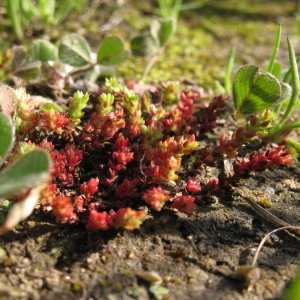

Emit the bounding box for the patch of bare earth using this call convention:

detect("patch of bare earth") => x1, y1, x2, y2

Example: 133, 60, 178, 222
0, 156, 299, 300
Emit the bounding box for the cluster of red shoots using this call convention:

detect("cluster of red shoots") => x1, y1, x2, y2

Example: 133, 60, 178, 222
10, 80, 292, 231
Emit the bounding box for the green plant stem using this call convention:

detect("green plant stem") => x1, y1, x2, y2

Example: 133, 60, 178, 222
69, 62, 98, 77
275, 122, 300, 132
296, 0, 300, 38
282, 57, 300, 83
273, 102, 282, 116
270, 38, 300, 136
20, 0, 38, 24
139, 46, 165, 83
38, 0, 55, 25
225, 47, 236, 94
274, 57, 300, 116
266, 24, 281, 74
7, 0, 24, 41
285, 138, 300, 152
158, 0, 182, 19
54, 0, 76, 25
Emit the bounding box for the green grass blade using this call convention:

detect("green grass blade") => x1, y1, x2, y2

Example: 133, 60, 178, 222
225, 47, 236, 94
6, 0, 24, 40
266, 24, 281, 74
282, 57, 300, 83
273, 39, 299, 131
54, 1, 75, 25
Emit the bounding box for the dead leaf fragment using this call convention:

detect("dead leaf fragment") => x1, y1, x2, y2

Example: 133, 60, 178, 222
136, 270, 163, 284
0, 183, 46, 235
0, 84, 17, 117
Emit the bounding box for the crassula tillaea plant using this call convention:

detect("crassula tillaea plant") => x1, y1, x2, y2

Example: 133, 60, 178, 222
0, 77, 293, 233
